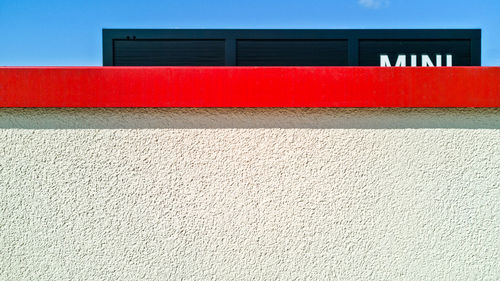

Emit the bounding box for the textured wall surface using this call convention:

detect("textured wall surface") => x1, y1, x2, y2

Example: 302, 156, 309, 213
1, 108, 499, 280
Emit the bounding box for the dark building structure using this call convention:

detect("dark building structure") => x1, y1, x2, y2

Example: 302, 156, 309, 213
103, 29, 480, 67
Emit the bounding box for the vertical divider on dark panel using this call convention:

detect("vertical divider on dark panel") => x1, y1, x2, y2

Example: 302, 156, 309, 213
348, 36, 359, 66
225, 39, 236, 66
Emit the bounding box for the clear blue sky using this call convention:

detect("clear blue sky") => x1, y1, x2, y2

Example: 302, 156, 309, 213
1, 0, 499, 66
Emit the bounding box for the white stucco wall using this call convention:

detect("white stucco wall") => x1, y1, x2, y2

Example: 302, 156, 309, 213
1, 108, 499, 280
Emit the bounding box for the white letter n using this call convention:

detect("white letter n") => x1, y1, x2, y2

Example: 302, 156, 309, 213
422, 55, 434, 67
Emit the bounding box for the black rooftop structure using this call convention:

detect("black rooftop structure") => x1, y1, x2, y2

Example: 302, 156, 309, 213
103, 29, 481, 66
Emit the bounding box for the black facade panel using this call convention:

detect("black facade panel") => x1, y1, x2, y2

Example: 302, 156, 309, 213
359, 40, 471, 66
103, 29, 481, 66
113, 40, 225, 66
236, 40, 348, 66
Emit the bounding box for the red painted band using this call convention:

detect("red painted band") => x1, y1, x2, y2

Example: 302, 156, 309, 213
0, 67, 499, 107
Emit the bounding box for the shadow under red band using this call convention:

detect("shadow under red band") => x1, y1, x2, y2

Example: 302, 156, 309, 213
1, 67, 499, 107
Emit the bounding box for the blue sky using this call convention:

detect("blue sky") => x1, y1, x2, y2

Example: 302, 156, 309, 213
0, 0, 499, 66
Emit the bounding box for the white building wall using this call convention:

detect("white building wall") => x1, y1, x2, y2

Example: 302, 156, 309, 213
1, 108, 499, 280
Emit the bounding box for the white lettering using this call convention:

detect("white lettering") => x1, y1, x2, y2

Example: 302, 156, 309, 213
380, 54, 406, 67
422, 55, 434, 67
436, 55, 442, 67
380, 54, 454, 67
380, 55, 391, 67
446, 55, 453, 66
394, 55, 406, 67
411, 55, 417, 67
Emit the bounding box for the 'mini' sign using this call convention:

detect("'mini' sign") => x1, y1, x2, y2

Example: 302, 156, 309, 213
380, 54, 453, 67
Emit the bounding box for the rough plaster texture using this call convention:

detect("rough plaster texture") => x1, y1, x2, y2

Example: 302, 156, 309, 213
0, 108, 499, 280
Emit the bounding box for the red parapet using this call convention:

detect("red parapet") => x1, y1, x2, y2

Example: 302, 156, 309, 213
0, 67, 499, 107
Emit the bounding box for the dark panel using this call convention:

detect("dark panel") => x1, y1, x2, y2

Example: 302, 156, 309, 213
103, 29, 480, 66
359, 40, 471, 66
113, 40, 225, 66
237, 40, 348, 66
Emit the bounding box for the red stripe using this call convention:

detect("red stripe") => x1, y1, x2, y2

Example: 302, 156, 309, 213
0, 67, 499, 107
